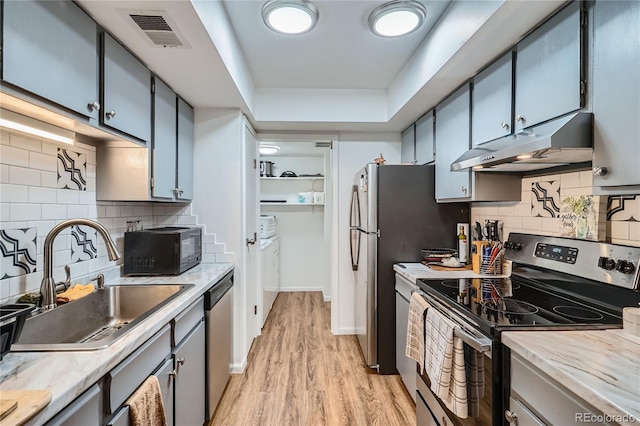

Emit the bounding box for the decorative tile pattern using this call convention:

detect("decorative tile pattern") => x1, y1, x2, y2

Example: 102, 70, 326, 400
531, 180, 561, 218
71, 225, 98, 263
57, 148, 87, 191
0, 228, 37, 279
607, 196, 640, 222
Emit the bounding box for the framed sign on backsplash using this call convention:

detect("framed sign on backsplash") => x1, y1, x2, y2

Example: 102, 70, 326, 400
560, 195, 599, 240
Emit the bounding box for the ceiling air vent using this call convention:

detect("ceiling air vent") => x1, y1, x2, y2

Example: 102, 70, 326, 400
121, 10, 191, 49
315, 142, 332, 149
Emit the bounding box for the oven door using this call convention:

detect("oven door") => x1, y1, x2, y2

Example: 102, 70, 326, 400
415, 290, 497, 426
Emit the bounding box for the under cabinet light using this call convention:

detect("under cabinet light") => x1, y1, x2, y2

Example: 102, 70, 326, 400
261, 0, 319, 35
369, 0, 426, 37
0, 109, 75, 145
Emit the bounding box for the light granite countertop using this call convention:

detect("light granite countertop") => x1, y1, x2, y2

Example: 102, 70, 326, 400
0, 262, 234, 425
394, 262, 510, 283
503, 329, 640, 424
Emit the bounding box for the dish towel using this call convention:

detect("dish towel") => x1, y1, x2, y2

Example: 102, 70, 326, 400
424, 308, 469, 418
57, 283, 95, 301
464, 345, 485, 418
126, 375, 168, 426
405, 292, 431, 372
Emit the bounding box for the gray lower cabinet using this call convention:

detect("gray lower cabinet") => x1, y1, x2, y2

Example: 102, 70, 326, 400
2, 1, 99, 120
46, 384, 101, 426
176, 98, 195, 201
415, 111, 435, 165
401, 124, 416, 164
102, 33, 151, 143
515, 1, 582, 131
592, 0, 640, 191
152, 77, 178, 200
472, 52, 513, 146
395, 273, 417, 402
174, 320, 206, 426
435, 84, 472, 201
508, 353, 611, 426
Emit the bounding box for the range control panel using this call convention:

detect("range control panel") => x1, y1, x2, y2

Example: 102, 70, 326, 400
505, 233, 640, 290
534, 243, 579, 264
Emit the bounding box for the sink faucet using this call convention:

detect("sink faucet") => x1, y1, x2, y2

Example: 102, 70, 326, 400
40, 218, 121, 310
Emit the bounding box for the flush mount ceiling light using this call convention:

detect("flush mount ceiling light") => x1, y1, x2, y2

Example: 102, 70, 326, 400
260, 144, 281, 155
368, 0, 426, 37
261, 0, 319, 35
0, 109, 75, 145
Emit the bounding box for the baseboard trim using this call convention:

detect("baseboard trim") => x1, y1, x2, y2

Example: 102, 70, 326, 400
230, 358, 247, 374
337, 327, 356, 335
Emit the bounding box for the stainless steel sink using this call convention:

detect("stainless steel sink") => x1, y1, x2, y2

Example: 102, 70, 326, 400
12, 284, 194, 351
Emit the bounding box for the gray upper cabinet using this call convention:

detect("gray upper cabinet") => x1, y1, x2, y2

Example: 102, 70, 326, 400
435, 84, 471, 201
3, 1, 100, 120
102, 33, 151, 143
415, 111, 435, 164
177, 98, 195, 201
152, 78, 178, 200
472, 52, 513, 146
401, 124, 416, 164
515, 1, 582, 131
592, 0, 640, 191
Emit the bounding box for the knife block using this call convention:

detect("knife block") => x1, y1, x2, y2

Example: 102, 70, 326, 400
471, 241, 487, 273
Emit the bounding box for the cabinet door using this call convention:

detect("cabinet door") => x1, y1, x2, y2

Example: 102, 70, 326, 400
592, 0, 640, 188
154, 359, 175, 426
515, 2, 581, 131
174, 321, 205, 426
102, 33, 151, 142
415, 111, 435, 164
472, 52, 513, 146
152, 78, 177, 199
401, 124, 416, 164
435, 84, 471, 201
3, 1, 99, 119
177, 98, 195, 201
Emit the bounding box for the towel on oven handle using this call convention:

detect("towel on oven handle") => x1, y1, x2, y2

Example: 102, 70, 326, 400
424, 308, 469, 418
405, 292, 430, 372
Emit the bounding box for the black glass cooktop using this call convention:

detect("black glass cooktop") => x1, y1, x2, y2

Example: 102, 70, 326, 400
416, 276, 625, 336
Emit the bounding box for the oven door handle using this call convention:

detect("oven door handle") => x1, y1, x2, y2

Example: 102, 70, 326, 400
414, 290, 493, 353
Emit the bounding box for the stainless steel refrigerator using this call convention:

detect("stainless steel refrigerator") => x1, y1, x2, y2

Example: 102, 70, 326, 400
349, 163, 469, 374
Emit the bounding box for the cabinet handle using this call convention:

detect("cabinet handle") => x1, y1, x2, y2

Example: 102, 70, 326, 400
178, 189, 184, 195
87, 101, 100, 112
505, 410, 518, 425
461, 186, 468, 195
441, 416, 448, 426
177, 357, 185, 366
501, 121, 509, 130
105, 110, 117, 119
168, 370, 177, 378
515, 115, 525, 123
592, 166, 608, 176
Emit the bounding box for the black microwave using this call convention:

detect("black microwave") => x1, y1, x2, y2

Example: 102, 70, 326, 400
124, 227, 202, 275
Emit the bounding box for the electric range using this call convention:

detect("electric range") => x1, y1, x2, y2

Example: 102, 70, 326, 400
414, 233, 640, 426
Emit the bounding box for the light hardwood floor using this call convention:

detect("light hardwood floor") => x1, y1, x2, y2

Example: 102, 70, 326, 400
210, 291, 416, 426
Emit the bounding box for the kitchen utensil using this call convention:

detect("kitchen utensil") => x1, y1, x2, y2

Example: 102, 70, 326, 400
0, 390, 51, 426
0, 400, 18, 421
259, 161, 274, 177
474, 222, 483, 241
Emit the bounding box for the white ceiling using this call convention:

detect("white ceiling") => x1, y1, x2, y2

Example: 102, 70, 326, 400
222, 0, 450, 90
75, 0, 567, 134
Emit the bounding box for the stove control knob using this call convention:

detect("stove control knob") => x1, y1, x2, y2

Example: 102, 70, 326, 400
598, 256, 616, 270
615, 260, 636, 274
505, 242, 523, 251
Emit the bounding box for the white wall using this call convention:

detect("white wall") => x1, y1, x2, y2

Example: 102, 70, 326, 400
331, 138, 401, 335
192, 108, 251, 371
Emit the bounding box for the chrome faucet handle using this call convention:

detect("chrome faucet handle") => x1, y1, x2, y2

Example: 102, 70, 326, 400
55, 265, 72, 292
90, 273, 105, 290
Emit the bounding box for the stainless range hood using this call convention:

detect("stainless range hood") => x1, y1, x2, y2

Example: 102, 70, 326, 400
451, 112, 593, 172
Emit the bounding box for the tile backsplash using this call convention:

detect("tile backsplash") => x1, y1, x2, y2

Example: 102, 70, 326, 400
0, 129, 232, 303
472, 170, 640, 247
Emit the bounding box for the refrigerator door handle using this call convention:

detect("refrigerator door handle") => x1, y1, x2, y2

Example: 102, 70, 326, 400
350, 185, 362, 271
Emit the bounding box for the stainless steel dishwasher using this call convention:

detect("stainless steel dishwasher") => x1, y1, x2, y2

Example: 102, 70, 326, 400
205, 270, 234, 420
